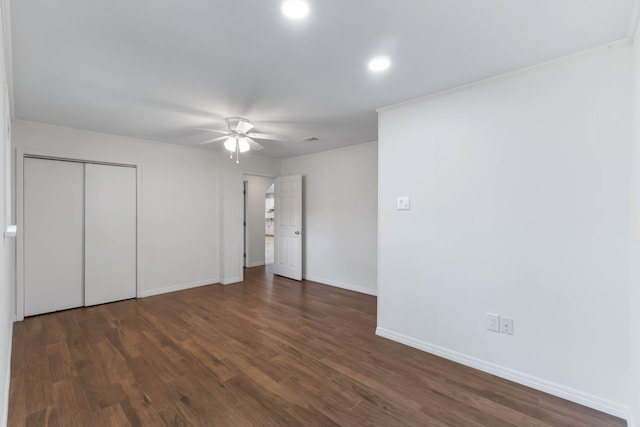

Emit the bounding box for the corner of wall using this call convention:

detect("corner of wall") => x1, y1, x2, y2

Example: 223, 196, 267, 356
629, 13, 640, 427
0, 0, 12, 424
304, 275, 377, 296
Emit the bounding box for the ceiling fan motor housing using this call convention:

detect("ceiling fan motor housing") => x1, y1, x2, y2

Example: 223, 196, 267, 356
226, 117, 254, 134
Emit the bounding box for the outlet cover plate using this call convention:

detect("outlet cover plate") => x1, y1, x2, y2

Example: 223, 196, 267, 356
500, 317, 513, 335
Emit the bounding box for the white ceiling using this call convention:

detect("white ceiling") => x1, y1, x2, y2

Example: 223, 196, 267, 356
10, 0, 636, 159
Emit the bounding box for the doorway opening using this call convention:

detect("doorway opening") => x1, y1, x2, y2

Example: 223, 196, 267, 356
242, 175, 275, 274
265, 183, 275, 272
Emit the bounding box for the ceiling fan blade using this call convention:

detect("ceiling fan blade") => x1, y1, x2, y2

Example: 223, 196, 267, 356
246, 137, 264, 151
247, 132, 291, 141
196, 128, 230, 135
198, 135, 229, 144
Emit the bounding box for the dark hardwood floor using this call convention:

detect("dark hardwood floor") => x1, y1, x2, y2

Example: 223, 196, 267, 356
8, 267, 626, 426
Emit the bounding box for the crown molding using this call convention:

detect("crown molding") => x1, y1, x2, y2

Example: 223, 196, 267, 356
377, 39, 630, 114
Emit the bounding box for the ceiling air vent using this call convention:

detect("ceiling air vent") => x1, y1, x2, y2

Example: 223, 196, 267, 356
301, 136, 319, 142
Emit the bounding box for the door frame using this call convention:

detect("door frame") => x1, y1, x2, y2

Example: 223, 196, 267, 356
241, 171, 278, 268
15, 148, 143, 321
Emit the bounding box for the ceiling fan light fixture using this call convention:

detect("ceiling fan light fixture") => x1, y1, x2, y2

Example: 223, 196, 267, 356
238, 138, 250, 153
224, 137, 236, 152
282, 0, 309, 20
201, 116, 286, 162
224, 136, 251, 153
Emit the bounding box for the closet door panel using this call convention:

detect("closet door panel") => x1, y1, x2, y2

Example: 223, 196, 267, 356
24, 158, 85, 316
84, 163, 136, 306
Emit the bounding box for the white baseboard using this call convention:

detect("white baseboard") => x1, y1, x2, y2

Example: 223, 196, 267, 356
246, 261, 266, 268
304, 275, 377, 296
139, 278, 219, 298
2, 323, 13, 427
221, 276, 242, 285
375, 327, 631, 421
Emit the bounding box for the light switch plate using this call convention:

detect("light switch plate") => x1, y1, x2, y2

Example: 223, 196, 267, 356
487, 313, 500, 332
397, 196, 410, 210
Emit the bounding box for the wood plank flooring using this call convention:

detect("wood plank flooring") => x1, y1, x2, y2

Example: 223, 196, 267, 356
8, 267, 627, 426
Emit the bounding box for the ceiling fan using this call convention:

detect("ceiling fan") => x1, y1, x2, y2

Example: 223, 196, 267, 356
198, 117, 291, 163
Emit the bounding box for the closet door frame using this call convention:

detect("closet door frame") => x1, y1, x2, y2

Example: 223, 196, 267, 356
15, 148, 143, 321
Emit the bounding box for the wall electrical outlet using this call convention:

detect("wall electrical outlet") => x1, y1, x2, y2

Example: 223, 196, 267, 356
500, 317, 514, 335
487, 313, 500, 332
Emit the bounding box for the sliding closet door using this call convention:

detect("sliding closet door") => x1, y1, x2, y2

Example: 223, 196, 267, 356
24, 158, 85, 316
84, 163, 136, 306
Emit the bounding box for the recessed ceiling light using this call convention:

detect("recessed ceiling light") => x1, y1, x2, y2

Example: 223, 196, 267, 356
282, 0, 310, 20
368, 56, 391, 72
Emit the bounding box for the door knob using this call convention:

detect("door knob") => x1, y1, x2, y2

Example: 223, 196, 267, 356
295, 231, 301, 235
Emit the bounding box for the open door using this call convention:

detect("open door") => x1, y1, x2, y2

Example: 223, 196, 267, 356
243, 180, 248, 268
273, 174, 302, 280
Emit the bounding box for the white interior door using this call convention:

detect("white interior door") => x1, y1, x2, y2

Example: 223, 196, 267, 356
84, 163, 137, 306
243, 180, 248, 268
273, 174, 302, 280
24, 158, 84, 316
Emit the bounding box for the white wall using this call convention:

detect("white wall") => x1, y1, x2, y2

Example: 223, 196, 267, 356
239, 154, 280, 178
0, 0, 10, 426
282, 142, 378, 295
0, 1, 11, 424
12, 120, 223, 299
0, 109, 8, 427
243, 175, 275, 267
629, 22, 640, 427
218, 158, 242, 284
377, 46, 632, 416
